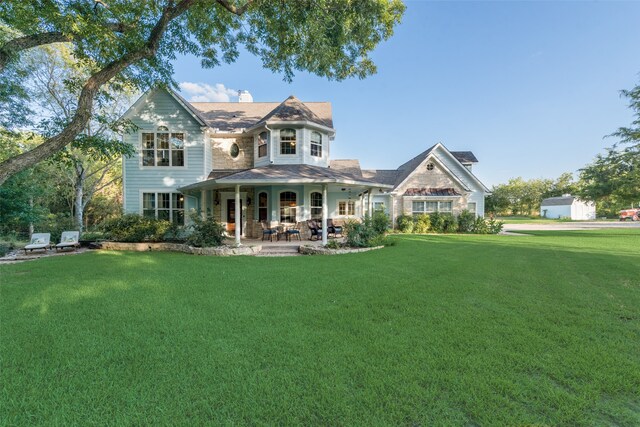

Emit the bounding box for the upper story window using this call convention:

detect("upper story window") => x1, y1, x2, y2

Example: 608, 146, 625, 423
142, 126, 185, 167
280, 128, 296, 155
258, 131, 268, 158
311, 131, 322, 157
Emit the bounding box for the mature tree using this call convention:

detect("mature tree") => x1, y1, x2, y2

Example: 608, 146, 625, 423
27, 44, 134, 230
0, 0, 405, 184
577, 83, 640, 209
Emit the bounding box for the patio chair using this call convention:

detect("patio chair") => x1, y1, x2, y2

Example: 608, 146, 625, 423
23, 233, 51, 254
307, 219, 321, 241
286, 222, 302, 241
55, 231, 80, 252
327, 218, 343, 238
261, 221, 277, 242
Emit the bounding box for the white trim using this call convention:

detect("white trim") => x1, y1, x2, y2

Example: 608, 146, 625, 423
138, 128, 189, 170
336, 199, 357, 218
277, 189, 300, 223
138, 189, 186, 224
220, 191, 248, 236
394, 149, 470, 193
434, 143, 491, 193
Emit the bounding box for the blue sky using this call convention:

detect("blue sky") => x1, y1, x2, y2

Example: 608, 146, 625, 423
172, 1, 640, 187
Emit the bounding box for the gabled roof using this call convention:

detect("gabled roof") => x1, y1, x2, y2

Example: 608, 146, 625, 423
256, 95, 333, 129
361, 143, 488, 193
329, 159, 362, 177
541, 196, 576, 206
120, 87, 208, 127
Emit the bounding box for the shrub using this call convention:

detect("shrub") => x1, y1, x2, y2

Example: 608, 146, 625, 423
79, 231, 106, 241
472, 216, 489, 234
343, 214, 388, 248
442, 214, 458, 233
413, 214, 431, 234
186, 213, 225, 247
396, 215, 414, 234
457, 210, 475, 233
487, 217, 504, 234
325, 239, 342, 249
101, 214, 173, 242
372, 210, 390, 235
429, 212, 445, 233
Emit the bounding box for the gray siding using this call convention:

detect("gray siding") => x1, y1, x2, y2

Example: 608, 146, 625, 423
122, 89, 206, 216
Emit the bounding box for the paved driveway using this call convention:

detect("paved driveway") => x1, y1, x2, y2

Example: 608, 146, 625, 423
503, 221, 640, 231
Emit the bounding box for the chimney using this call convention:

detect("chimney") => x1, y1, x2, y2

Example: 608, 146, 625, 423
238, 90, 253, 103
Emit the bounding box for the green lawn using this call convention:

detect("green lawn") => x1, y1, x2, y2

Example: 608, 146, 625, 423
1, 231, 639, 425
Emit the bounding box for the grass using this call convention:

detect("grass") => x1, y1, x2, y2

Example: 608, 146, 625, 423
497, 216, 615, 224
1, 230, 639, 425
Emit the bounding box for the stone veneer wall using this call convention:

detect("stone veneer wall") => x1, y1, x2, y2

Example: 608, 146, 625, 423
211, 135, 254, 169
393, 159, 468, 217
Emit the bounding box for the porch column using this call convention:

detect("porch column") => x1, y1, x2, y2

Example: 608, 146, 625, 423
235, 184, 241, 246
322, 184, 328, 245
201, 190, 207, 219
368, 189, 374, 216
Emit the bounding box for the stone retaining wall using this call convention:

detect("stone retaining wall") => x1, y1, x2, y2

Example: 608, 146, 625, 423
299, 245, 384, 255
100, 241, 261, 256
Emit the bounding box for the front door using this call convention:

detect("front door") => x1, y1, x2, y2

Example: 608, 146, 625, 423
227, 200, 243, 234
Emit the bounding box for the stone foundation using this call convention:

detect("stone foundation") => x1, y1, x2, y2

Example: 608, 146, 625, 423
299, 245, 384, 255
100, 241, 261, 256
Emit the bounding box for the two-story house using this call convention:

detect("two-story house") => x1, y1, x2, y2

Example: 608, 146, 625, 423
121, 87, 489, 244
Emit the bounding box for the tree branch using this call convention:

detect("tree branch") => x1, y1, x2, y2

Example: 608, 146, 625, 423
0, 2, 196, 185
215, 0, 253, 16
0, 23, 131, 72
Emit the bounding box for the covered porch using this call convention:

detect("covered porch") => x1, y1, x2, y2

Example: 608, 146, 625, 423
179, 165, 391, 246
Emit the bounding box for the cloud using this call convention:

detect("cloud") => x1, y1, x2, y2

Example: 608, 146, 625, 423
178, 82, 238, 102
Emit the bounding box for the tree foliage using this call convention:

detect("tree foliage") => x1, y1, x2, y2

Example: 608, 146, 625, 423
486, 174, 578, 216
577, 83, 640, 210
0, 0, 405, 183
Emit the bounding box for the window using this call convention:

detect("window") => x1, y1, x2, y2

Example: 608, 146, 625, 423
230, 143, 240, 158
311, 131, 322, 157
258, 131, 268, 158
141, 127, 184, 167
310, 192, 323, 219
279, 191, 297, 223
258, 192, 268, 222
374, 202, 385, 212
467, 202, 477, 215
280, 128, 296, 155
338, 200, 356, 216
411, 201, 453, 215
142, 192, 185, 224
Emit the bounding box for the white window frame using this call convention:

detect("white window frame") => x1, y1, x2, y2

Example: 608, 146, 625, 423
140, 127, 187, 168
310, 191, 323, 219
310, 131, 322, 157
280, 128, 297, 155
141, 191, 185, 224
279, 190, 298, 223
337, 200, 356, 217
411, 200, 454, 215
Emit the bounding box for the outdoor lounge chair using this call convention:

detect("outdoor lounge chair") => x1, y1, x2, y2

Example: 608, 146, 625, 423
307, 219, 321, 240
23, 233, 51, 254
327, 218, 343, 238
261, 221, 277, 242
56, 231, 80, 252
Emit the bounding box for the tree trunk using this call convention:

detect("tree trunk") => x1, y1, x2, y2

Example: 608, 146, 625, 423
28, 196, 34, 236
74, 165, 85, 232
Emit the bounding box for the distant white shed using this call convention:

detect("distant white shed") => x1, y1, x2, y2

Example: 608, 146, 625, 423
540, 195, 596, 220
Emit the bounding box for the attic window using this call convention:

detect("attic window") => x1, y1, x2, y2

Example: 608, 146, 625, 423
426, 163, 434, 171
230, 143, 240, 158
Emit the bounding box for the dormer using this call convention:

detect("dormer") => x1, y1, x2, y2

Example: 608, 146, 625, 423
451, 151, 479, 171
247, 96, 335, 168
